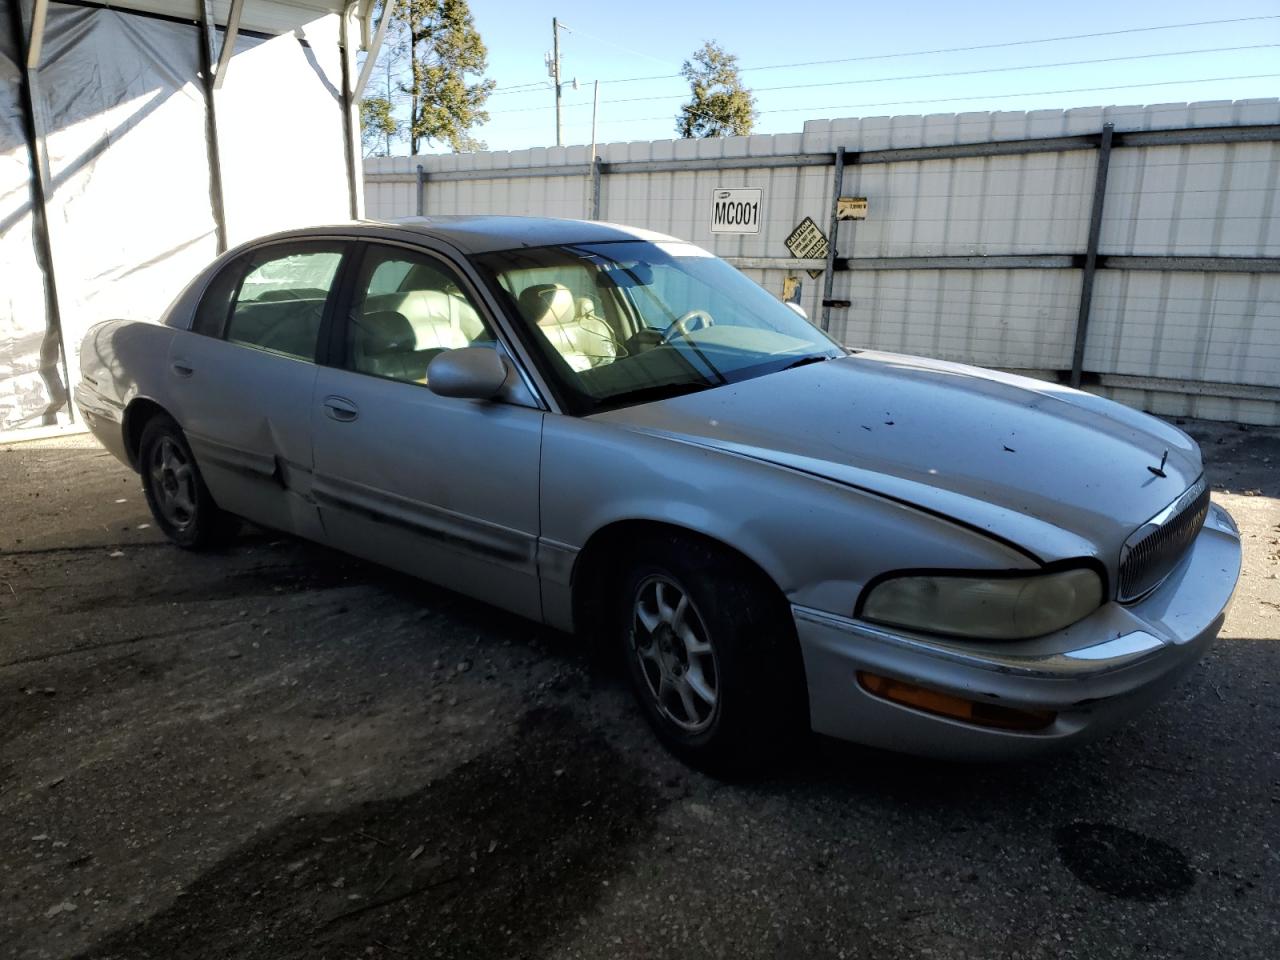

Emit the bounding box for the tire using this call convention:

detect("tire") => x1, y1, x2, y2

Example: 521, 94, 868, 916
616, 533, 808, 773
138, 414, 238, 549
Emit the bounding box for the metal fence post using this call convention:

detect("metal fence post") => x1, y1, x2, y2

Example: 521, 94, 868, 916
820, 146, 845, 332
590, 156, 602, 220
1070, 123, 1114, 387
416, 164, 426, 216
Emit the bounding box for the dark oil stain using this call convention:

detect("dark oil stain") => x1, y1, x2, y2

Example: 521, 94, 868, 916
77, 706, 664, 960
1054, 821, 1194, 901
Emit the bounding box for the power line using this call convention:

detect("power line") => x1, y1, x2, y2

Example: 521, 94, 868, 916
612, 43, 1280, 104
487, 42, 1280, 115
561, 23, 682, 69
491, 80, 548, 93
671, 73, 1280, 122
717, 15, 1280, 77
484, 13, 1280, 96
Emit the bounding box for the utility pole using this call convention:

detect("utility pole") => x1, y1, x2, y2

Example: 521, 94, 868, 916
589, 79, 599, 160
588, 78, 600, 220
551, 17, 563, 147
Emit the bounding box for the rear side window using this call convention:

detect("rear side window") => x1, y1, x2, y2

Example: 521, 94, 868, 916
218, 244, 345, 361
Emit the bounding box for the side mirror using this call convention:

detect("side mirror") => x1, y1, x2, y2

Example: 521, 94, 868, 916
427, 346, 509, 400
785, 301, 808, 321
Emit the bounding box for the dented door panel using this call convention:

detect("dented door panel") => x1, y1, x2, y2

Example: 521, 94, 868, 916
163, 331, 322, 540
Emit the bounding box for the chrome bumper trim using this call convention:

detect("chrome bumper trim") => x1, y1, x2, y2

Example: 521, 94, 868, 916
792, 607, 1167, 680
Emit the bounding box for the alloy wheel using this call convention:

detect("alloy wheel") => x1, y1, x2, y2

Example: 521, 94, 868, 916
149, 436, 197, 531
632, 574, 720, 733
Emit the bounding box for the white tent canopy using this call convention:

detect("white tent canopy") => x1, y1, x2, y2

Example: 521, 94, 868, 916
1, 0, 386, 434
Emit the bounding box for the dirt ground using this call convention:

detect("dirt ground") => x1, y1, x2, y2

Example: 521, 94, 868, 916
1, 419, 1277, 960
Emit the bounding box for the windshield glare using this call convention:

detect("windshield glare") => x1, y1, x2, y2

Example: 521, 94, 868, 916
474, 240, 842, 411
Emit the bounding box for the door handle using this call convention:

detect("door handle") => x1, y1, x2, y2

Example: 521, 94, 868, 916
322, 395, 359, 422
171, 359, 194, 377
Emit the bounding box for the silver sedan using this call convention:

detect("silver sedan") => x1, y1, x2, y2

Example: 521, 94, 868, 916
75, 217, 1242, 769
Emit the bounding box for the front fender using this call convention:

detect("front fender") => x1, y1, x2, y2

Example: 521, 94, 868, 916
539, 415, 1038, 621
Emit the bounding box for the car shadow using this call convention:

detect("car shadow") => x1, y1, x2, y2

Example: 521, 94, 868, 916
74, 706, 668, 960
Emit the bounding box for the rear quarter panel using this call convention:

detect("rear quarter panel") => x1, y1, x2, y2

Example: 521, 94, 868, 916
76, 320, 179, 467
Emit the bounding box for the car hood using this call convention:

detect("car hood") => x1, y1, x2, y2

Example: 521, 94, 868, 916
592, 351, 1202, 565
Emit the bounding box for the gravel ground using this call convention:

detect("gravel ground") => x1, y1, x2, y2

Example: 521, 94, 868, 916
1, 420, 1277, 960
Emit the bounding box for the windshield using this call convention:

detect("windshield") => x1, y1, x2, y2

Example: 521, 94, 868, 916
472, 240, 843, 412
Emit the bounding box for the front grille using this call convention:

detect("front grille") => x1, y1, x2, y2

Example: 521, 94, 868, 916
1118, 476, 1210, 602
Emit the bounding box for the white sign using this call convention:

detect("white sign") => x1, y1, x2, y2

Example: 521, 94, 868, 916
837, 196, 868, 220
711, 188, 763, 234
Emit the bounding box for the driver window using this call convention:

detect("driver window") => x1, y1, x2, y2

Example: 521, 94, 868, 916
347, 247, 493, 384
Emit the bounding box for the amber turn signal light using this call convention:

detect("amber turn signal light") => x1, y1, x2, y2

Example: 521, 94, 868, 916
856, 671, 1056, 732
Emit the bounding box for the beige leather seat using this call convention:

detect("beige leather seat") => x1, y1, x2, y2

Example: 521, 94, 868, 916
350, 310, 442, 382
517, 283, 618, 372
364, 289, 484, 351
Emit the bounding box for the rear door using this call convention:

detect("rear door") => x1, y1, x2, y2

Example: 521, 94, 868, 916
165, 239, 348, 539
310, 241, 545, 619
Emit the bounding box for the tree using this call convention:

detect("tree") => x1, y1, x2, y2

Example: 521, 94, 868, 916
405, 0, 495, 153
677, 41, 755, 138
361, 96, 399, 157
360, 14, 410, 158
356, 0, 494, 155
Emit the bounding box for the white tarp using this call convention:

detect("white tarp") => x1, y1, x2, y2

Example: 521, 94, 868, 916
32, 3, 221, 395
0, 2, 357, 436
0, 0, 59, 430
214, 15, 351, 243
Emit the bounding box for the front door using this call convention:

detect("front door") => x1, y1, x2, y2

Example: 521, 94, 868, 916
310, 242, 545, 620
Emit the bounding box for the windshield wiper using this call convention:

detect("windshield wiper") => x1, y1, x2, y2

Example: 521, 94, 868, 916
781, 353, 837, 371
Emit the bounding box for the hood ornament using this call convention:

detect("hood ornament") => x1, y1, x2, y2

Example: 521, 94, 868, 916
1147, 449, 1169, 478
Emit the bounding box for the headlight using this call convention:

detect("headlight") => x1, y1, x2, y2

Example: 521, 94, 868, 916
858, 567, 1104, 640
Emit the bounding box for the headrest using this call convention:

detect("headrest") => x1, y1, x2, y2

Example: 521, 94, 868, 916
356, 310, 415, 355
402, 262, 453, 292
517, 283, 575, 327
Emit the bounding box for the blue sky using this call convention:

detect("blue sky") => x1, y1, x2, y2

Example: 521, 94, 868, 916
375, 0, 1280, 153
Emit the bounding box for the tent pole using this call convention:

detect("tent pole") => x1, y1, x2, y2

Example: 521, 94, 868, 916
197, 0, 228, 252
353, 0, 395, 102
339, 6, 361, 219
11, 0, 70, 423
211, 0, 243, 90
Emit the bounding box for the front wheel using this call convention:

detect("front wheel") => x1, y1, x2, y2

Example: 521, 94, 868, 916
617, 535, 808, 772
139, 414, 237, 549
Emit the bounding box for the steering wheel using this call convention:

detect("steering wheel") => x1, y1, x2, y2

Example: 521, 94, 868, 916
661, 309, 715, 344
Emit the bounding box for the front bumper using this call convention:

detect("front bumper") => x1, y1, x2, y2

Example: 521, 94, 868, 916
794, 502, 1242, 760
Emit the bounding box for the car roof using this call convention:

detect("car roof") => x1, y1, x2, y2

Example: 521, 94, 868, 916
262, 216, 682, 255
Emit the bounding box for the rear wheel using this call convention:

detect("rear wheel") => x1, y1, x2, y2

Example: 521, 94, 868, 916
139, 415, 237, 549
617, 534, 808, 772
